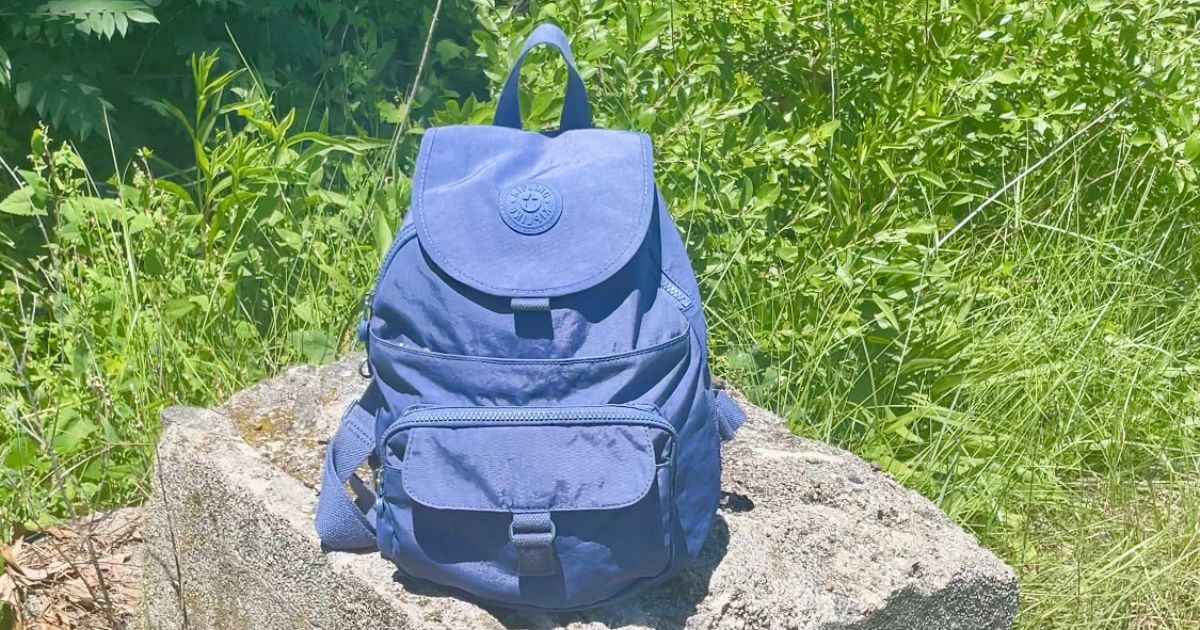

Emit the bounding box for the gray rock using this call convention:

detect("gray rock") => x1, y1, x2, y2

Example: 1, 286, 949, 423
143, 356, 1017, 629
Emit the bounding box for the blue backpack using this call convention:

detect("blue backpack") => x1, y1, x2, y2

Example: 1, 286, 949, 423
315, 23, 746, 611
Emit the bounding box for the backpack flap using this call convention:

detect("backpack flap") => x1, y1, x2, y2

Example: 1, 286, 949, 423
410, 125, 655, 298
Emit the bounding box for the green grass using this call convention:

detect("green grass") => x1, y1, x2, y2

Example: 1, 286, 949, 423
3, 0, 1200, 627
705, 140, 1200, 628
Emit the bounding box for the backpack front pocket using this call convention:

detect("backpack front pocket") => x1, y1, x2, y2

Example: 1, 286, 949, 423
376, 405, 677, 610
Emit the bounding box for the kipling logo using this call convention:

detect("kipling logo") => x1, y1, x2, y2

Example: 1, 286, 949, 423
500, 182, 561, 235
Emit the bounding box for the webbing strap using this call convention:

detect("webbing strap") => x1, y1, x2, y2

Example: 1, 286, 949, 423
314, 402, 378, 550
493, 23, 592, 131
714, 390, 748, 442
511, 296, 551, 311
510, 512, 558, 576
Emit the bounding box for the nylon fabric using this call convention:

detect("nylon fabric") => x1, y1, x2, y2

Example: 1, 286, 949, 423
412, 125, 653, 298
314, 403, 377, 550
400, 424, 658, 512
714, 390, 748, 442
492, 23, 591, 131
313, 21, 747, 612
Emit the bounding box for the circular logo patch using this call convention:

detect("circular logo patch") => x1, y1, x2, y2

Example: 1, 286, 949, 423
500, 182, 561, 235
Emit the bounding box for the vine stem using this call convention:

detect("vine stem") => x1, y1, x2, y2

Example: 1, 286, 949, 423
380, 0, 445, 185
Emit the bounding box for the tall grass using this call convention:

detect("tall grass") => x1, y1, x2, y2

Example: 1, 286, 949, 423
2, 0, 1200, 627
0, 56, 388, 535
707, 139, 1200, 628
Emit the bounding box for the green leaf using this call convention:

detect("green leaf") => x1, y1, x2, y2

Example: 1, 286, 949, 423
13, 75, 112, 137
916, 168, 946, 189
126, 8, 157, 23
290, 330, 337, 365
0, 187, 46, 216
35, 1, 158, 38
986, 69, 1020, 84
164, 298, 196, 321
372, 205, 395, 259
62, 196, 123, 224
818, 119, 842, 136
1184, 134, 1200, 163
275, 227, 304, 251
776, 242, 799, 263
2, 437, 37, 471
435, 39, 467, 62
52, 413, 96, 455
152, 179, 199, 212
14, 82, 32, 109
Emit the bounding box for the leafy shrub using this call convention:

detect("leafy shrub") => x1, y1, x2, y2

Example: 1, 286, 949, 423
2, 0, 1200, 626
0, 0, 484, 173
0, 51, 396, 533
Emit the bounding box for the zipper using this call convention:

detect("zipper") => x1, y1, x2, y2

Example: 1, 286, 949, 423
659, 274, 692, 309
383, 404, 675, 446
357, 290, 374, 343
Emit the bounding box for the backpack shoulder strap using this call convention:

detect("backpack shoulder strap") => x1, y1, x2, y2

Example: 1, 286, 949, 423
714, 390, 748, 442
314, 401, 378, 549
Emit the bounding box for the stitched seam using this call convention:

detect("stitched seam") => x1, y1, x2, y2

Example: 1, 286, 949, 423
415, 130, 654, 295
346, 420, 372, 447
369, 324, 688, 366
340, 404, 374, 449
400, 426, 659, 511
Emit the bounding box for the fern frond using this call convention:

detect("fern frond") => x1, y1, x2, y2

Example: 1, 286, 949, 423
13, 74, 113, 139
28, 0, 159, 40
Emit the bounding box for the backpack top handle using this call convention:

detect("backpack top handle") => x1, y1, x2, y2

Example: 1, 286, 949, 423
492, 22, 593, 131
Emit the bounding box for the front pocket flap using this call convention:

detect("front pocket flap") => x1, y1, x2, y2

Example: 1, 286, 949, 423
402, 424, 657, 512
411, 125, 654, 298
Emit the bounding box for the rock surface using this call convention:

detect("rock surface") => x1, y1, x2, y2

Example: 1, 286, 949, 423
143, 356, 1017, 629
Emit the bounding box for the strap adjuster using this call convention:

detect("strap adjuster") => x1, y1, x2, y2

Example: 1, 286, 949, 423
509, 512, 558, 576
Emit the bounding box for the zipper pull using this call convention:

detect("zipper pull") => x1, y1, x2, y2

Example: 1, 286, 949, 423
357, 290, 374, 345
358, 290, 374, 379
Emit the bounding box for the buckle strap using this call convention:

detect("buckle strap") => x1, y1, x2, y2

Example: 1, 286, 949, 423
509, 512, 558, 576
